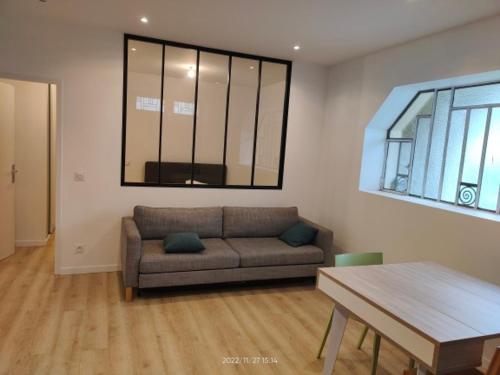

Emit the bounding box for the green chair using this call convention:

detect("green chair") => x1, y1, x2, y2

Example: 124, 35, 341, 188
317, 252, 383, 375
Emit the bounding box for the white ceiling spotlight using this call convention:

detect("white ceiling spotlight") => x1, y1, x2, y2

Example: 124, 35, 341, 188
140, 16, 149, 24
187, 66, 196, 79
131, 47, 137, 52
293, 45, 301, 51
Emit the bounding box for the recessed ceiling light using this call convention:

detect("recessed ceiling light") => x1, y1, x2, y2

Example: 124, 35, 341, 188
131, 47, 137, 52
140, 16, 149, 24
293, 45, 301, 51
187, 66, 196, 79
250, 66, 254, 70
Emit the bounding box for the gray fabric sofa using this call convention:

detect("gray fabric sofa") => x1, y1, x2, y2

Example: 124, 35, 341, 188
121, 206, 334, 300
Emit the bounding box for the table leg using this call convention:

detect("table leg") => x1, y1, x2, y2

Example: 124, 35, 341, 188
322, 304, 349, 375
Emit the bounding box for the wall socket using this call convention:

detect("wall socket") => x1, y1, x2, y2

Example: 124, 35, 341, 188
75, 244, 85, 254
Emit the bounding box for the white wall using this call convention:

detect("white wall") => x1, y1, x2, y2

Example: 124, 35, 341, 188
0, 15, 328, 273
0, 78, 50, 246
317, 15, 500, 360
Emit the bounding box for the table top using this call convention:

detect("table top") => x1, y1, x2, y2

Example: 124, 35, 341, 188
318, 262, 500, 344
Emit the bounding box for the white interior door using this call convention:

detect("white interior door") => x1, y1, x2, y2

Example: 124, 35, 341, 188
0, 81, 16, 260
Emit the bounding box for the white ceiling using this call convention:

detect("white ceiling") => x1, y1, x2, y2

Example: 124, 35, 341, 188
3, 0, 500, 65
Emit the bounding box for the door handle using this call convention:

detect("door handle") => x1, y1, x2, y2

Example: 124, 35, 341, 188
11, 164, 18, 183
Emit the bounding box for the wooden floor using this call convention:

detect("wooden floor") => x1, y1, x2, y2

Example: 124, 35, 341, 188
0, 238, 411, 375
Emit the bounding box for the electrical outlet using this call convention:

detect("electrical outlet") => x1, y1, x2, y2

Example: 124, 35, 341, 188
75, 244, 85, 254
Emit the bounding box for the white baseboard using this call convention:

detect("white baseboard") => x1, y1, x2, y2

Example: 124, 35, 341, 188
57, 264, 119, 275
16, 235, 50, 247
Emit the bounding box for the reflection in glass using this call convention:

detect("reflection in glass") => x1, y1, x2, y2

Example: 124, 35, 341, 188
254, 62, 287, 186
193, 52, 229, 185
124, 40, 163, 183
160, 46, 197, 184
225, 57, 259, 185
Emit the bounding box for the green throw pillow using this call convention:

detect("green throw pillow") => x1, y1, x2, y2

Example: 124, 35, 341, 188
164, 232, 205, 253
279, 222, 318, 247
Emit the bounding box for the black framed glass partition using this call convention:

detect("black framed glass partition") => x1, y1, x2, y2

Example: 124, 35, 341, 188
121, 34, 292, 189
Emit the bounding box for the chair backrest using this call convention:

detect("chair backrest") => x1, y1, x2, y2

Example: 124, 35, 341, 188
487, 346, 500, 375
334, 252, 383, 267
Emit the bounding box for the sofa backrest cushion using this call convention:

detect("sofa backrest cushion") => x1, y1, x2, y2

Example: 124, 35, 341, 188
134, 206, 223, 240
223, 206, 299, 238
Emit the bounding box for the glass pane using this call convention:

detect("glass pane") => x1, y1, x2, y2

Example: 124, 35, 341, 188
457, 109, 488, 207
160, 46, 197, 184
396, 142, 411, 192
409, 117, 430, 196
454, 82, 500, 107
254, 62, 287, 186
478, 108, 500, 211
389, 91, 434, 138
462, 109, 488, 184
124, 40, 163, 183
384, 142, 399, 190
193, 52, 229, 185
424, 90, 452, 199
225, 58, 259, 185
441, 110, 466, 203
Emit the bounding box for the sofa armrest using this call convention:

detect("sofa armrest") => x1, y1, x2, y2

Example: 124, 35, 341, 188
299, 216, 334, 266
121, 217, 142, 288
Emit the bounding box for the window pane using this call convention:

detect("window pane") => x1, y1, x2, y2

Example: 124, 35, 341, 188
193, 52, 229, 185
424, 90, 452, 199
478, 108, 500, 211
454, 82, 500, 107
462, 109, 488, 184
457, 109, 487, 207
160, 46, 197, 184
383, 142, 399, 190
254, 62, 287, 186
124, 40, 163, 183
396, 142, 411, 193
389, 92, 434, 138
409, 117, 430, 196
225, 58, 259, 185
441, 110, 466, 203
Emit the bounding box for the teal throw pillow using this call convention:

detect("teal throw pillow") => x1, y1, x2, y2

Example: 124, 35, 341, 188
164, 232, 205, 253
279, 222, 318, 247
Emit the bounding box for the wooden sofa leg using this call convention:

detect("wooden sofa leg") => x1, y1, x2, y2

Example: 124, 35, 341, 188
125, 287, 134, 302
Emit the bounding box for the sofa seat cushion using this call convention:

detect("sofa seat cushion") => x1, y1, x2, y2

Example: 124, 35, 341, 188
140, 238, 240, 273
225, 237, 324, 268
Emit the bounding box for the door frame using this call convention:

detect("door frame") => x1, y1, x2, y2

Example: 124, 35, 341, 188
0, 71, 63, 274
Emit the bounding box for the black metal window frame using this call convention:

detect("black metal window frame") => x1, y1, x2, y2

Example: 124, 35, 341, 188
382, 80, 500, 215
121, 33, 292, 189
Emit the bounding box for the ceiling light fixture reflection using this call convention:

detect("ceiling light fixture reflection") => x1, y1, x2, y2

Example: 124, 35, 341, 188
140, 16, 149, 24
131, 47, 137, 52
293, 45, 300, 50
250, 66, 254, 70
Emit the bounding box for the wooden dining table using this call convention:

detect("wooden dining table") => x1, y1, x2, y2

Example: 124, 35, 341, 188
316, 262, 500, 375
